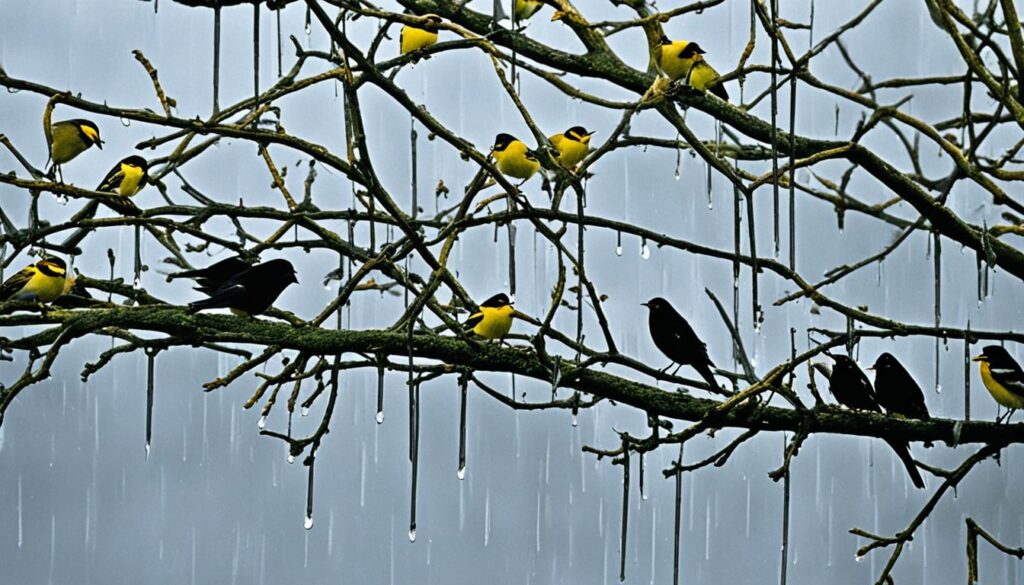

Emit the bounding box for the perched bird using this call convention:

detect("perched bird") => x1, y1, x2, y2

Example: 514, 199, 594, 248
464, 293, 515, 341
491, 133, 540, 182
0, 257, 68, 304
972, 345, 1024, 420
869, 352, 930, 420
549, 126, 594, 170
61, 155, 150, 251
169, 257, 253, 294
513, 0, 543, 22
656, 38, 728, 100
827, 353, 926, 489
642, 297, 718, 390
47, 119, 103, 180
52, 273, 96, 309
188, 259, 297, 317
400, 15, 442, 55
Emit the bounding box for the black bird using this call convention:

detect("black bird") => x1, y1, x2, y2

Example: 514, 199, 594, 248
642, 297, 718, 390
188, 259, 297, 317
170, 257, 252, 294
827, 353, 926, 489
869, 353, 930, 420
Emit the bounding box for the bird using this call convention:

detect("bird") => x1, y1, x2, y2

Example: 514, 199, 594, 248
0, 257, 68, 304
464, 293, 515, 341
869, 352, 930, 420
513, 0, 544, 22
972, 345, 1024, 421
61, 155, 150, 251
46, 119, 103, 181
657, 38, 728, 100
827, 353, 926, 489
188, 259, 297, 317
400, 15, 442, 55
548, 126, 594, 170
169, 257, 253, 294
491, 133, 540, 182
51, 272, 96, 309
641, 297, 718, 390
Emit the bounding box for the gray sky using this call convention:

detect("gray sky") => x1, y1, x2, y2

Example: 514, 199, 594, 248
1, 0, 1023, 583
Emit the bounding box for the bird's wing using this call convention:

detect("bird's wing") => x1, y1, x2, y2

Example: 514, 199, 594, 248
464, 311, 484, 332
0, 267, 34, 300
991, 366, 1024, 398
189, 283, 248, 310
96, 165, 125, 193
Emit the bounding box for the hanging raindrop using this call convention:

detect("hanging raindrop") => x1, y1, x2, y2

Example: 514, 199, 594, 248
640, 238, 650, 260
615, 231, 623, 256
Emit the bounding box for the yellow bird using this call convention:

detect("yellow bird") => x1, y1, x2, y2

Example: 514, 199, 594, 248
97, 155, 149, 197
491, 133, 540, 182
514, 0, 544, 22
972, 345, 1024, 420
549, 126, 594, 170
47, 119, 103, 181
0, 257, 68, 303
464, 293, 515, 340
658, 38, 728, 100
400, 15, 442, 55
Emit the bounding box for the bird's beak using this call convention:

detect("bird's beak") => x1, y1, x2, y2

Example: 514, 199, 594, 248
971, 354, 985, 362
641, 301, 650, 307
866, 366, 875, 371
96, 140, 104, 150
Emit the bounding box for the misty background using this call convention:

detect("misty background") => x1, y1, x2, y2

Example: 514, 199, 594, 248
1, 0, 1023, 583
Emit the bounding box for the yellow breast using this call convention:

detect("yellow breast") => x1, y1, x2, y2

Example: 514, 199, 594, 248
401, 25, 438, 54
118, 163, 145, 196
514, 0, 543, 21
550, 134, 589, 168
16, 269, 66, 303
494, 141, 540, 180
50, 123, 92, 165
660, 41, 697, 81
979, 362, 1024, 409
472, 305, 514, 340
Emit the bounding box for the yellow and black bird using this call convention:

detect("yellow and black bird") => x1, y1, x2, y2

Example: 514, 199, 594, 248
188, 259, 297, 317
491, 133, 540, 182
869, 352, 930, 420
642, 297, 718, 390
464, 293, 515, 341
47, 119, 103, 181
513, 0, 544, 23
169, 256, 253, 294
62, 155, 150, 251
0, 257, 68, 304
400, 15, 442, 55
549, 126, 594, 170
828, 353, 926, 489
972, 345, 1024, 421
656, 38, 728, 100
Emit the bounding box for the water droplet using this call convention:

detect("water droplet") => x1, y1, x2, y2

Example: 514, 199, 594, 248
640, 243, 651, 260
145, 442, 151, 460
304, 515, 314, 530
855, 554, 864, 563
257, 416, 267, 430
120, 116, 131, 127
375, 410, 385, 424
55, 194, 68, 205
571, 414, 578, 427
457, 466, 466, 480
288, 454, 295, 464
305, 22, 312, 35
408, 529, 417, 542
301, 406, 309, 417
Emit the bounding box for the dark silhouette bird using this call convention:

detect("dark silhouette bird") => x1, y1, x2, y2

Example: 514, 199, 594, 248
170, 257, 252, 294
827, 353, 926, 489
869, 352, 930, 420
642, 297, 718, 390
972, 345, 1024, 422
188, 259, 297, 317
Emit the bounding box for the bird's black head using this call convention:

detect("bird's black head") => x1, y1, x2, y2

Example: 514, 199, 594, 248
642, 297, 670, 311
830, 353, 857, 369
480, 293, 511, 308
422, 14, 443, 29
71, 119, 103, 149
659, 34, 673, 45
121, 155, 149, 173
564, 126, 592, 141
38, 257, 67, 276
870, 352, 898, 371
492, 133, 518, 153
974, 345, 1017, 368
263, 259, 298, 284
679, 42, 706, 59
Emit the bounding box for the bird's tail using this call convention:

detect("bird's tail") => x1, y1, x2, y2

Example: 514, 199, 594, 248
187, 297, 219, 312
60, 200, 102, 252
694, 360, 720, 392
710, 81, 729, 101
884, 439, 926, 489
